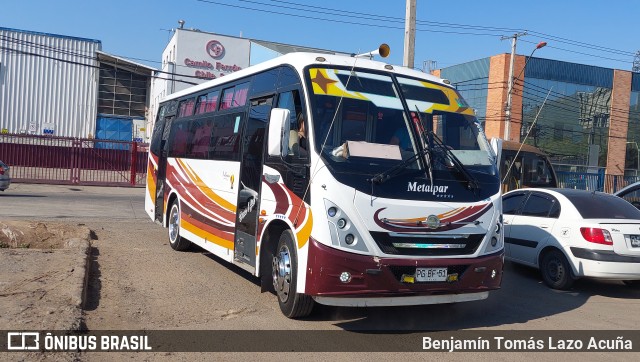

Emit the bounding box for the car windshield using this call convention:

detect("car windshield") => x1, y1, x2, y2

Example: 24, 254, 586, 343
306, 67, 496, 177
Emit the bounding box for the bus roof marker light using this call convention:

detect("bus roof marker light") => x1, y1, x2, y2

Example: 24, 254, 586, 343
315, 57, 326, 62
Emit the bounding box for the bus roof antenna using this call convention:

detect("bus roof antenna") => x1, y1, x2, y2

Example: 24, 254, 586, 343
178, 20, 185, 29
355, 44, 390, 59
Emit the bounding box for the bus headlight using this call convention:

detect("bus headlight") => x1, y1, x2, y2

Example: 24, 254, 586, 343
324, 199, 368, 253
328, 207, 337, 217
345, 234, 355, 245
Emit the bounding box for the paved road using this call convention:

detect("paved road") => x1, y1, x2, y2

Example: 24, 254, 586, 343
0, 183, 147, 220
2, 183, 640, 360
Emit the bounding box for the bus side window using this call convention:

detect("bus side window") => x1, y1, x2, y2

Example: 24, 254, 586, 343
277, 90, 305, 158
168, 121, 191, 158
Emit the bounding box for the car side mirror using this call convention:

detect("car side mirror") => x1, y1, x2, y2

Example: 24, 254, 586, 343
267, 108, 291, 158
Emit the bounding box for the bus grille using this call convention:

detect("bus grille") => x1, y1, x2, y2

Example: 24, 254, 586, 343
369, 232, 484, 256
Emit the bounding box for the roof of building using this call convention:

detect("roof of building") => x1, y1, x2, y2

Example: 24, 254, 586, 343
250, 39, 351, 57
96, 51, 156, 73
0, 26, 101, 44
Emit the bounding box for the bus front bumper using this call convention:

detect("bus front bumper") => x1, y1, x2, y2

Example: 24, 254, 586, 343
304, 237, 503, 304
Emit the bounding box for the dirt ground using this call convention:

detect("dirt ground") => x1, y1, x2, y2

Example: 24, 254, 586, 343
0, 221, 91, 332
0, 221, 91, 249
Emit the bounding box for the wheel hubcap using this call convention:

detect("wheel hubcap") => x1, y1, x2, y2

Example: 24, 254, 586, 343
273, 245, 292, 303
549, 258, 562, 281
169, 206, 179, 242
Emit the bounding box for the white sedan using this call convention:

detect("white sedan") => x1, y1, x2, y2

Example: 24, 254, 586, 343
502, 188, 640, 290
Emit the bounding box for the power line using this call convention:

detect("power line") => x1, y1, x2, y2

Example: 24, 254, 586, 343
0, 45, 200, 85
195, 0, 637, 67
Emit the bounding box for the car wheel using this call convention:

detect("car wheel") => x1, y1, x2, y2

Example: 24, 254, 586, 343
272, 230, 314, 318
168, 200, 191, 251
540, 249, 574, 290
623, 280, 640, 288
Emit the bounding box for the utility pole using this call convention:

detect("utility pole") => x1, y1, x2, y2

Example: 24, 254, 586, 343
403, 0, 417, 68
501, 32, 527, 141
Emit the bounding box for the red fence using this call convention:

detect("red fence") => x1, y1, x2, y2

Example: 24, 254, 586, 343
0, 133, 148, 187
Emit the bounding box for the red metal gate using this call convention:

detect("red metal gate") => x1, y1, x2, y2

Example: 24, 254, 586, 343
0, 133, 148, 187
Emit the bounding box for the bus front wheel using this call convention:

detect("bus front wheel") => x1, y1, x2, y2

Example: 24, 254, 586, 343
272, 230, 314, 318
168, 200, 191, 251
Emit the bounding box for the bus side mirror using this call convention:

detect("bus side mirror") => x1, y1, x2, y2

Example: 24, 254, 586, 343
267, 108, 291, 157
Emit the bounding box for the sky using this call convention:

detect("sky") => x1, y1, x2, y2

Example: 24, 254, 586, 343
1, 0, 639, 72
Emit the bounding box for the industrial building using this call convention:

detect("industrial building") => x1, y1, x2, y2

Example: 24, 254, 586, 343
0, 27, 154, 142
1, 26, 347, 144
435, 55, 640, 176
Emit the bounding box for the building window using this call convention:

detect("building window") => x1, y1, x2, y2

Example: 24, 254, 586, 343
98, 64, 148, 118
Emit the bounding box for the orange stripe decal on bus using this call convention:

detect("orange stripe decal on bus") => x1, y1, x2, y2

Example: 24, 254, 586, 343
295, 209, 313, 249
147, 163, 156, 202
181, 217, 234, 250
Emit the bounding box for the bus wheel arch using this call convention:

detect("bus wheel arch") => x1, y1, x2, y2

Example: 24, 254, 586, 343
271, 228, 314, 318
258, 220, 288, 293
165, 192, 178, 228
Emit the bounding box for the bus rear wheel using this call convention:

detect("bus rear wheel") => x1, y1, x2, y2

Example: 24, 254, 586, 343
272, 230, 314, 318
168, 200, 191, 251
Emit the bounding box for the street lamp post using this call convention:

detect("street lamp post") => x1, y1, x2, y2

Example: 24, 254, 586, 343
504, 41, 547, 141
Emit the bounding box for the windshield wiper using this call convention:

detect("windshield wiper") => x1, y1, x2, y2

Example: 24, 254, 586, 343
369, 107, 435, 185
430, 130, 480, 192
411, 106, 478, 192
369, 148, 428, 184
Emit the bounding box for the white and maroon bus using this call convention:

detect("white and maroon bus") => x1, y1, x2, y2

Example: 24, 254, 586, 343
145, 51, 504, 318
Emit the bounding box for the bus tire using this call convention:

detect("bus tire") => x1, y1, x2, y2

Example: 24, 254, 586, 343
540, 249, 574, 290
272, 230, 314, 318
168, 200, 191, 251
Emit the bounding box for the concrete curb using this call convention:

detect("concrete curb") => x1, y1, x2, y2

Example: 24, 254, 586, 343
65, 236, 92, 311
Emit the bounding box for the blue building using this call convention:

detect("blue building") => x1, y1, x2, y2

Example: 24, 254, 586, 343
436, 54, 640, 177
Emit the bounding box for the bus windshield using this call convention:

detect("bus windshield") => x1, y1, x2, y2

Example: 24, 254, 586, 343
306, 67, 496, 177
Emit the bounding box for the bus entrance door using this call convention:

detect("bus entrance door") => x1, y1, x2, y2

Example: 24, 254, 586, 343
234, 97, 273, 272
154, 116, 174, 222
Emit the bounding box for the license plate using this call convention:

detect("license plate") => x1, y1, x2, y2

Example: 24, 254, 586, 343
415, 268, 448, 282
631, 235, 640, 248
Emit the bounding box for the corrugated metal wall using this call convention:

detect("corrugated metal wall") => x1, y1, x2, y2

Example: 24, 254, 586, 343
0, 28, 101, 138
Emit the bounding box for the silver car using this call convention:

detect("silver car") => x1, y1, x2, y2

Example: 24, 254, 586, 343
0, 161, 10, 191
